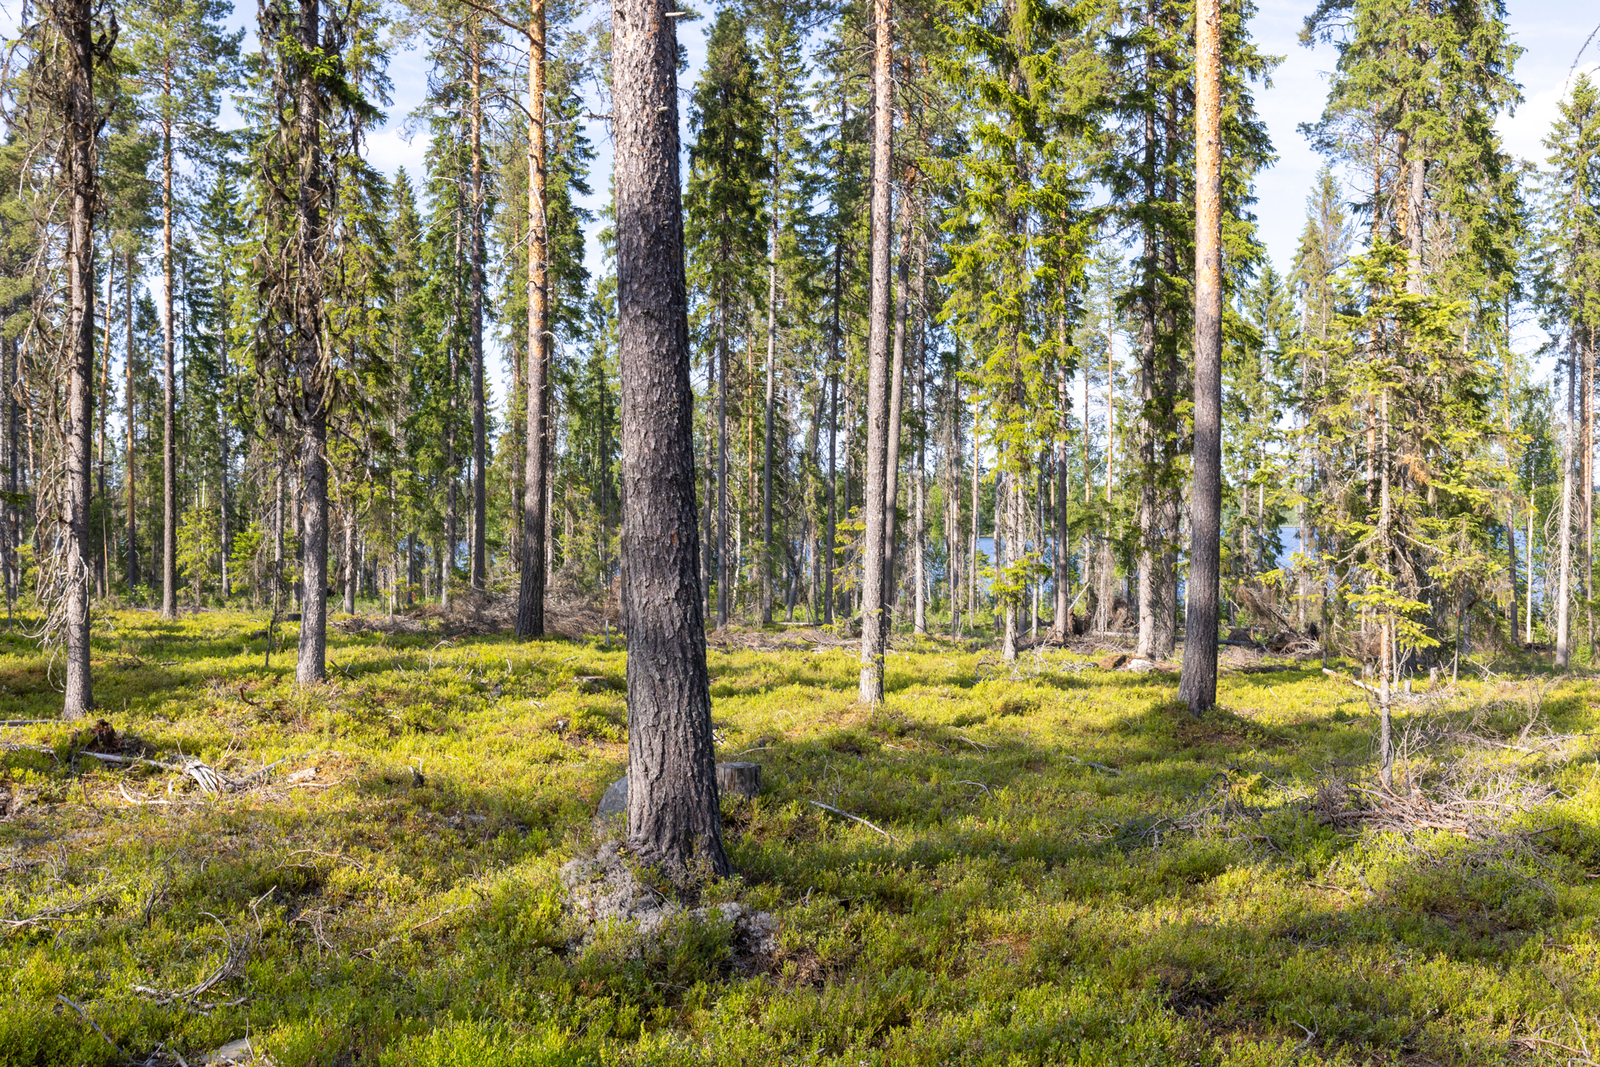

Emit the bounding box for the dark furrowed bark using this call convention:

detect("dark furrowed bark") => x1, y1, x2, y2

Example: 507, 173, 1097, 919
613, 0, 730, 882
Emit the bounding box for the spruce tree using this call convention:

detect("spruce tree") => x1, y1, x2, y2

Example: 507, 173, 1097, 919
685, 10, 769, 629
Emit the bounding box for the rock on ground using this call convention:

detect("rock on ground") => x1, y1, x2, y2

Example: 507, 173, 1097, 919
559, 843, 778, 967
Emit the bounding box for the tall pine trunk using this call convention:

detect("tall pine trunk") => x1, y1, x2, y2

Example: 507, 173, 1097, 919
469, 30, 488, 592
161, 111, 177, 619
824, 110, 845, 624
124, 253, 138, 591
1377, 390, 1394, 788
717, 292, 729, 627
762, 132, 780, 626
912, 271, 928, 636
2, 335, 14, 616
294, 0, 329, 686
881, 200, 913, 617
59, 0, 105, 717
97, 260, 112, 598
613, 0, 729, 880
1178, 0, 1222, 713
1557, 407, 1574, 669
518, 0, 549, 639
858, 1, 894, 698
1053, 343, 1070, 639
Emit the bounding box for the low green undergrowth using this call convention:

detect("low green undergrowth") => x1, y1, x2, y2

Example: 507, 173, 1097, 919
2, 608, 1598, 1065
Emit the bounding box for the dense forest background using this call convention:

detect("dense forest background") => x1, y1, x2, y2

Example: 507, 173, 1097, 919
1, 0, 1597, 678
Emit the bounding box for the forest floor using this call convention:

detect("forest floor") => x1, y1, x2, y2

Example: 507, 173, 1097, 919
1, 607, 1599, 1066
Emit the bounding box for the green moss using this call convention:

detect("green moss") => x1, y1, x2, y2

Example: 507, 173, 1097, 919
0, 612, 1596, 1063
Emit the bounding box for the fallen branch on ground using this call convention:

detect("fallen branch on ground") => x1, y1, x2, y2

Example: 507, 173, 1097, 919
1062, 754, 1122, 776
131, 913, 248, 1009
3, 893, 112, 930
78, 752, 230, 795
56, 995, 120, 1055
808, 800, 901, 843
1322, 667, 1380, 697
352, 903, 481, 959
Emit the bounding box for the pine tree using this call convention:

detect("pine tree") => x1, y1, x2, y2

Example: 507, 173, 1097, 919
614, 0, 730, 883
123, 0, 242, 618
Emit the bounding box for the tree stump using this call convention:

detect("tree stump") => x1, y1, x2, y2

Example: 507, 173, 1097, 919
715, 762, 761, 800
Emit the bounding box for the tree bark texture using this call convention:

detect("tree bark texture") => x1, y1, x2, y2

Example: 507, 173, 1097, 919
882, 196, 913, 614
518, 0, 550, 639
295, 0, 328, 686
469, 29, 488, 592
58, 0, 105, 717
1178, 0, 1222, 714
612, 0, 730, 880
161, 115, 177, 619
124, 253, 137, 591
1557, 412, 1574, 669
762, 140, 779, 626
858, 0, 894, 705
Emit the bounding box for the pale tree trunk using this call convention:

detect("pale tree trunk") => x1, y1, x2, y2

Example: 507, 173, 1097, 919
716, 292, 729, 627
1527, 502, 1535, 642
1002, 468, 1018, 661
1053, 322, 1070, 638
2, 336, 13, 614
1506, 506, 1519, 645
124, 253, 137, 590
469, 29, 488, 592
612, 0, 730, 881
1134, 47, 1160, 661
295, 0, 328, 686
912, 277, 928, 636
946, 367, 961, 636
97, 260, 112, 598
882, 196, 914, 617
968, 417, 979, 622
161, 110, 177, 619
824, 243, 840, 625
762, 129, 781, 626
219, 300, 232, 599
443, 340, 456, 609
1583, 330, 1594, 652
517, 0, 549, 639
1557, 412, 1574, 669
342, 510, 356, 614
858, 0, 894, 705
1377, 389, 1394, 789
1406, 149, 1424, 294
824, 97, 845, 626
60, 0, 104, 718
1178, 0, 1222, 713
